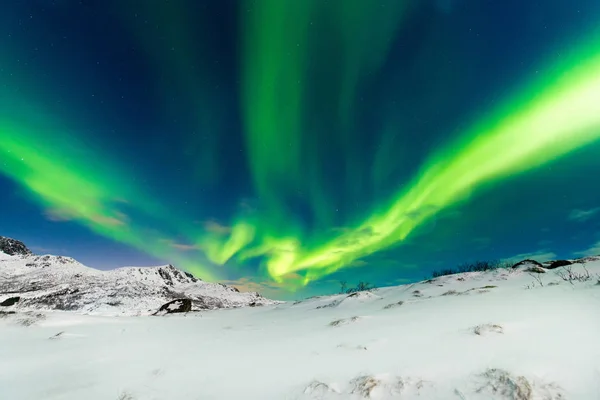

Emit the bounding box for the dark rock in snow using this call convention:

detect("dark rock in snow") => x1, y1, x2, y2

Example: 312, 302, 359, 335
158, 268, 174, 286
154, 298, 192, 315
546, 260, 573, 270
524, 266, 546, 274
156, 264, 200, 286
24, 287, 85, 311
191, 296, 225, 310
511, 259, 543, 269
184, 271, 198, 282
576, 255, 600, 263
383, 301, 404, 310
0, 237, 32, 256
0, 297, 20, 306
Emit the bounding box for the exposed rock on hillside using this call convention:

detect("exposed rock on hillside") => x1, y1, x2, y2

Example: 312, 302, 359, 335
0, 237, 32, 256
512, 259, 543, 269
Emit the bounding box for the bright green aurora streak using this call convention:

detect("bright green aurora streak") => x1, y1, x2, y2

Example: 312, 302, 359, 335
3, 3, 600, 293
224, 28, 600, 287
240, 0, 409, 237
0, 106, 220, 281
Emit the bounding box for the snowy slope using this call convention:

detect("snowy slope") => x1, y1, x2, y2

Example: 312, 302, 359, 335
1, 256, 599, 399
0, 238, 275, 315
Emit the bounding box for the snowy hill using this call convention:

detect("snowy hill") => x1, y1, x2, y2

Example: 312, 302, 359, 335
0, 236, 274, 315
1, 246, 599, 400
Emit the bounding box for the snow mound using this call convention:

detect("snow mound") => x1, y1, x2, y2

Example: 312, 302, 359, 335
317, 291, 380, 309
382, 300, 404, 310
329, 316, 362, 327
300, 374, 432, 399
473, 323, 504, 336
464, 368, 565, 400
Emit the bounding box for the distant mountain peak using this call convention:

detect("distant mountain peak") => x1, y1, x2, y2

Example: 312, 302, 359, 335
0, 240, 276, 315
0, 236, 32, 256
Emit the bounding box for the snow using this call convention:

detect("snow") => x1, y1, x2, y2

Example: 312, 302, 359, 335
1, 257, 599, 399
166, 301, 182, 311
0, 253, 274, 315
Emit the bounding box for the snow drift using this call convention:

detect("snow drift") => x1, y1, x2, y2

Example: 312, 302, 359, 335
1, 236, 600, 399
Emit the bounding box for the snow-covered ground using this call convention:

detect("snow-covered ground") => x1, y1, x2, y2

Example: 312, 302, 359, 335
1, 257, 599, 399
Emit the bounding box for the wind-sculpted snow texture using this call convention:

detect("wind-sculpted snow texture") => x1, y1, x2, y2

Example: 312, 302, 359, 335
1, 247, 600, 399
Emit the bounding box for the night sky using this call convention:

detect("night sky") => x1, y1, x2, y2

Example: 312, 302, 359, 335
2, 0, 600, 299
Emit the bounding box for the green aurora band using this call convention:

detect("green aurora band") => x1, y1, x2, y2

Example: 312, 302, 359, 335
2, 3, 600, 292
0, 105, 221, 281
240, 0, 409, 233
213, 26, 600, 288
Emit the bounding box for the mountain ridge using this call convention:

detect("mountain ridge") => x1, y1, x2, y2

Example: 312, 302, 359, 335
0, 236, 277, 315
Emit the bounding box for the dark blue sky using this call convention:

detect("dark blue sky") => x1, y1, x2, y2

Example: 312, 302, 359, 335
2, 0, 600, 298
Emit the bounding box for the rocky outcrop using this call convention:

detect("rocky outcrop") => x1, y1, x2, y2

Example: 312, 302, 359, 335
156, 264, 199, 285
546, 260, 573, 270
512, 259, 544, 269
0, 297, 20, 306
0, 237, 32, 256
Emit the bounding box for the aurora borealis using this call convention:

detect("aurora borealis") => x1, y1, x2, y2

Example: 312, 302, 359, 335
2, 1, 600, 298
